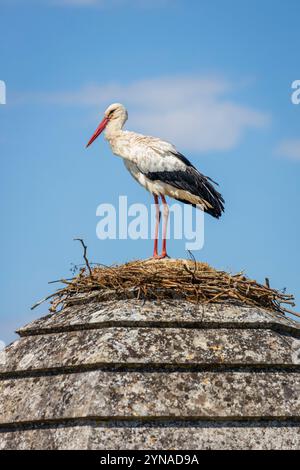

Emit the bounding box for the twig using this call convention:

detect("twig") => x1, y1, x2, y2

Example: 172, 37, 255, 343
31, 289, 66, 310
187, 250, 198, 274
74, 238, 93, 278
282, 307, 300, 319
48, 278, 74, 284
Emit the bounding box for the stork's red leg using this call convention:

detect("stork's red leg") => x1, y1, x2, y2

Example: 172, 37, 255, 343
160, 195, 169, 258
153, 195, 160, 258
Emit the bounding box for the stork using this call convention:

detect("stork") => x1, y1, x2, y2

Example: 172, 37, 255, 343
86, 103, 224, 259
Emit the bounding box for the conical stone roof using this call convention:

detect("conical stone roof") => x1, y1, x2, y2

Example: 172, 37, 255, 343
0, 299, 300, 449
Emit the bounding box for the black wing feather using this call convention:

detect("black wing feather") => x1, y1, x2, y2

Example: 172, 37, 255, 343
145, 152, 225, 219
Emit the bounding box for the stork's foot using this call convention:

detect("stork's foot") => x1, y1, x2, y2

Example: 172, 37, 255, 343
153, 252, 169, 260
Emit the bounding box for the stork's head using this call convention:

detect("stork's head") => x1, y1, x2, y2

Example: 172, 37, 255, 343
86, 103, 128, 148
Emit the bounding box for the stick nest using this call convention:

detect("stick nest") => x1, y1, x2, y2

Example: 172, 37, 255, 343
33, 258, 296, 317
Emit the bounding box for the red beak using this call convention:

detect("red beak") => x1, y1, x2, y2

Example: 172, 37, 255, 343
86, 117, 109, 148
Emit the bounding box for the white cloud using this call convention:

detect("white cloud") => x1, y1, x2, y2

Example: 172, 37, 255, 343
15, 75, 270, 153
276, 139, 300, 161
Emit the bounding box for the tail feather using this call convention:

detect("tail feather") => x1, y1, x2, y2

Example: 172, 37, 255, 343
146, 166, 225, 219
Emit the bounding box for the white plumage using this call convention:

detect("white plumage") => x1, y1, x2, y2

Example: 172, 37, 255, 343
86, 103, 224, 258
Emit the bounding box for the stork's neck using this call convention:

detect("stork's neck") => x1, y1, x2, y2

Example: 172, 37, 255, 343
105, 116, 126, 140
104, 126, 126, 159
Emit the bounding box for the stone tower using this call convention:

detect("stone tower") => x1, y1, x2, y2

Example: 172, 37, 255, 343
0, 299, 300, 449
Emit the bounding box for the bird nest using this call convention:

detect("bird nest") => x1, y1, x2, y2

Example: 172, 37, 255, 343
33, 257, 297, 318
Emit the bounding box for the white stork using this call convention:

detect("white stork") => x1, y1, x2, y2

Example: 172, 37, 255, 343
86, 103, 224, 259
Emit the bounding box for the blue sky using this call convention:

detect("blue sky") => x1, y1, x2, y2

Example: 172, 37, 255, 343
0, 0, 299, 344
